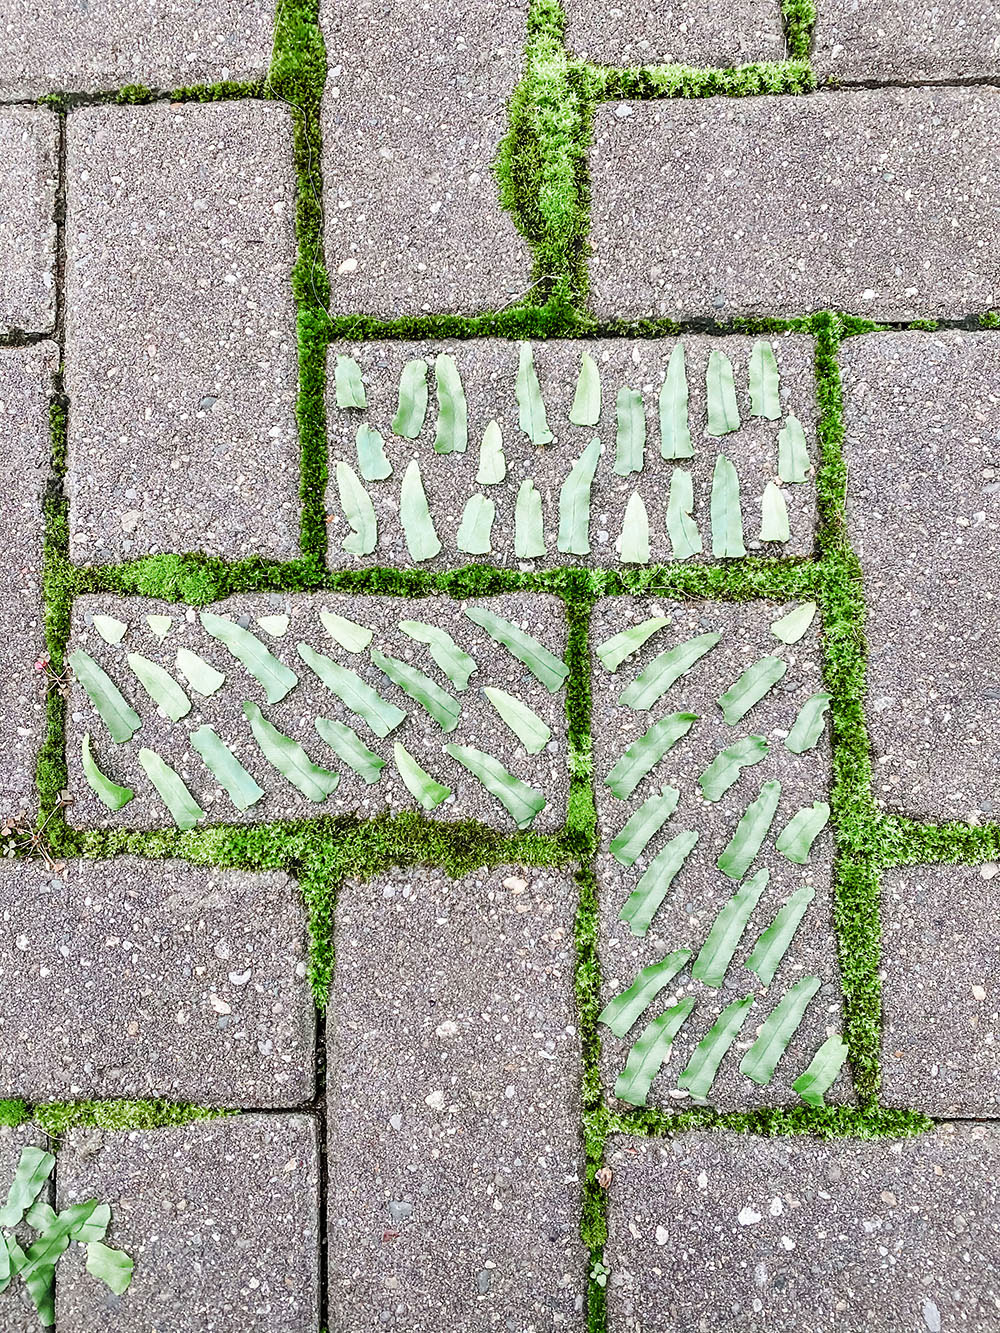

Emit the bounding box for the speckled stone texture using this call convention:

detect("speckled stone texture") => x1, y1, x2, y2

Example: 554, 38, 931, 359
563, 0, 784, 66
65, 102, 300, 564
65, 593, 569, 833
0, 859, 314, 1106
881, 862, 1000, 1117
592, 599, 848, 1111
0, 0, 276, 98
320, 0, 531, 316
814, 0, 1000, 83
55, 1116, 320, 1333
604, 1125, 1000, 1331
326, 338, 818, 570
589, 90, 1000, 322
0, 1123, 53, 1331
327, 865, 585, 1330
842, 332, 1000, 822
0, 109, 57, 333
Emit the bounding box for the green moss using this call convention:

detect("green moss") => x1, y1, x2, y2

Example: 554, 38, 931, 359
781, 0, 816, 62
607, 1103, 932, 1139
586, 59, 815, 101
31, 1100, 231, 1139
0, 1100, 28, 1129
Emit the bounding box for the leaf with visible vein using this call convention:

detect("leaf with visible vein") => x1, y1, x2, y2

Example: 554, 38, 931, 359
335, 460, 377, 556
666, 468, 702, 560
596, 617, 670, 673
174, 647, 225, 697
710, 455, 745, 558
609, 784, 679, 867
569, 349, 601, 426
243, 702, 339, 802
740, 975, 821, 1085
398, 620, 476, 691
138, 748, 205, 830
200, 612, 298, 704
463, 607, 568, 692
749, 340, 781, 418
355, 424, 391, 481
81, 733, 133, 812
92, 614, 127, 645
614, 998, 695, 1107
717, 655, 787, 724
20, 1200, 98, 1296
516, 341, 552, 444
70, 649, 141, 743
444, 742, 546, 828
400, 459, 441, 562
760, 482, 790, 543
456, 493, 495, 555
297, 642, 405, 736
557, 437, 601, 556
0, 1146, 54, 1229
477, 420, 506, 484
619, 830, 700, 936
483, 686, 550, 754
698, 736, 768, 801
778, 414, 810, 482
433, 353, 467, 454
598, 949, 691, 1037
785, 692, 831, 754
677, 994, 754, 1099
394, 741, 451, 810
514, 479, 545, 558
619, 492, 650, 565
771, 601, 816, 644
691, 868, 769, 987
659, 343, 692, 458
614, 387, 645, 475
604, 712, 698, 801
706, 349, 740, 435
70, 1202, 109, 1243
85, 1241, 133, 1295
391, 358, 428, 438
793, 1034, 849, 1108
334, 353, 366, 409
717, 779, 782, 879
190, 725, 264, 812
746, 886, 815, 986
315, 716, 385, 784
619, 632, 721, 711
776, 801, 830, 864
127, 653, 191, 722
319, 608, 373, 653
371, 648, 460, 732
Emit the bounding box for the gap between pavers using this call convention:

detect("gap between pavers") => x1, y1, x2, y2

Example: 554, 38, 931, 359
561, 0, 784, 68
0, 108, 57, 335
813, 0, 1000, 83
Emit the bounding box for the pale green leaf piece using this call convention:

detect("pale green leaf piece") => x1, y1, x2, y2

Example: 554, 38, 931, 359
0, 1146, 55, 1228
771, 601, 816, 644
71, 1202, 110, 1243
740, 975, 821, 1085
659, 343, 693, 459
746, 886, 815, 986
371, 648, 460, 732
200, 611, 298, 704
778, 414, 810, 482
400, 459, 441, 562
174, 647, 225, 697
698, 736, 769, 802
614, 998, 695, 1107
297, 643, 405, 737
433, 353, 468, 454
0, 1234, 14, 1292
793, 1034, 849, 1107
190, 725, 264, 812
717, 779, 782, 880
619, 830, 700, 936
243, 702, 339, 802
24, 1199, 56, 1234
138, 748, 205, 830
477, 420, 506, 484
691, 867, 769, 987
666, 468, 702, 560
557, 437, 601, 556
444, 743, 547, 828
515, 341, 552, 444
605, 712, 699, 801
760, 481, 790, 543
19, 1198, 99, 1290
786, 692, 832, 754
81, 733, 133, 812
749, 340, 781, 419
619, 632, 721, 711
69, 649, 141, 743
334, 353, 366, 409
609, 784, 680, 867
706, 349, 740, 436
355, 424, 392, 481
596, 617, 670, 674
483, 688, 550, 755
92, 614, 127, 645
85, 1241, 134, 1295
315, 717, 385, 784
614, 386, 645, 475
335, 460, 377, 556
677, 994, 754, 1099
456, 494, 495, 555
717, 655, 787, 724
127, 653, 191, 722
569, 350, 601, 426
514, 479, 545, 558
598, 949, 691, 1037
145, 615, 172, 641
710, 455, 746, 558
256, 614, 289, 638
23, 1258, 56, 1325
619, 492, 650, 565
319, 608, 373, 654
398, 620, 476, 691
394, 741, 451, 810
463, 607, 568, 692
391, 358, 428, 438
776, 801, 830, 864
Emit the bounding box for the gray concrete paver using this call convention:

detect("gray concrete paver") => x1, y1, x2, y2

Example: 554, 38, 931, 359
563, 0, 785, 68
0, 110, 57, 335
814, 0, 1000, 83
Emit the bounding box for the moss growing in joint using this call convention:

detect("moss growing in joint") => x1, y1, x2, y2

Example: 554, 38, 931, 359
586, 58, 815, 102
30, 1099, 232, 1140
780, 0, 817, 63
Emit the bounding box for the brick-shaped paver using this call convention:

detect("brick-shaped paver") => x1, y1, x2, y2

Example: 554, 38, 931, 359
1, 0, 276, 98
55, 1116, 320, 1332
0, 858, 314, 1106
814, 0, 1000, 83
842, 332, 1000, 822
563, 0, 784, 67
592, 599, 848, 1111
0, 1122, 54, 1332
320, 0, 531, 315
0, 109, 57, 334
882, 862, 1000, 1117
589, 90, 1000, 322
65, 102, 300, 564
327, 865, 585, 1328
326, 338, 818, 570
65, 593, 569, 833
604, 1125, 1000, 1331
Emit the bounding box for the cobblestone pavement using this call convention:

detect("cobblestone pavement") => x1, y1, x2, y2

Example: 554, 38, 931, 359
1, 1, 998, 1330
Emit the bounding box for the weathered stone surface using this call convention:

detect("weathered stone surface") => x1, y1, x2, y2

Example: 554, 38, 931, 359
0, 1122, 53, 1331
0, 110, 57, 333
589, 90, 1000, 322
592, 598, 848, 1110
65, 102, 300, 563
56, 1116, 320, 1332
563, 0, 784, 67
842, 332, 1000, 822
327, 865, 585, 1329
604, 1125, 1000, 1331
0, 858, 313, 1106
814, 0, 1000, 83
320, 0, 531, 316
65, 593, 569, 833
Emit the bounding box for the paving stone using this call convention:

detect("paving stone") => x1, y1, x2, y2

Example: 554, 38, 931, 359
604, 1124, 1000, 1331
592, 598, 849, 1111
320, 0, 531, 316
589, 90, 1000, 322
0, 858, 314, 1106
0, 1122, 54, 1332
55, 1115, 320, 1332
326, 337, 818, 570
814, 0, 1000, 83
0, 109, 57, 334
65, 102, 300, 564
0, 0, 276, 98
64, 592, 569, 833
563, 0, 784, 67
327, 864, 585, 1329
841, 332, 1000, 822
